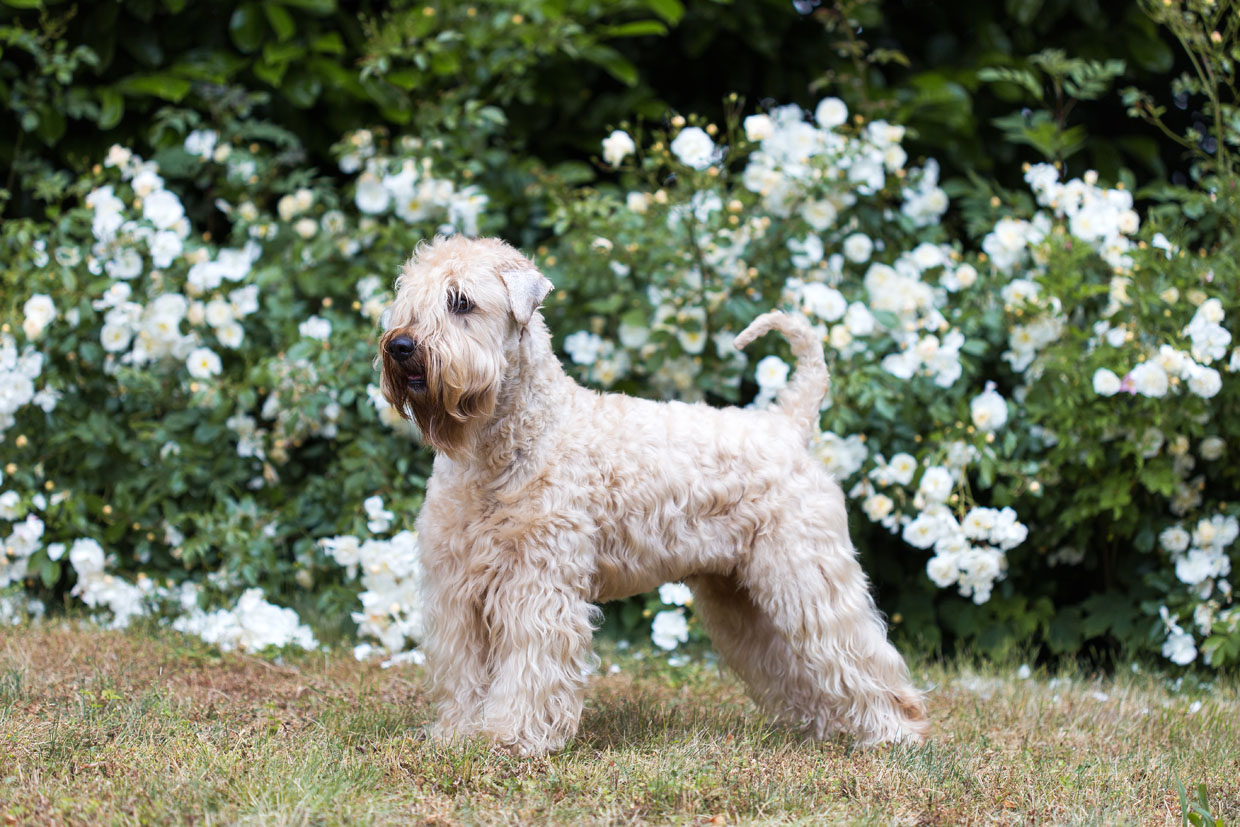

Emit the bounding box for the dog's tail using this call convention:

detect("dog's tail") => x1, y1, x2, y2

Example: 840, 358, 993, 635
733, 311, 829, 436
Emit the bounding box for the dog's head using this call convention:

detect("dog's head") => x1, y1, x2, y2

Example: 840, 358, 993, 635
377, 235, 553, 457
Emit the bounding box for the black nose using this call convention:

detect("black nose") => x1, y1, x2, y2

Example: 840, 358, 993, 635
387, 335, 416, 360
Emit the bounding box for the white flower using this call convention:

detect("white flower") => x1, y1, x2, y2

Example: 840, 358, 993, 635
217, 321, 245, 349
602, 130, 636, 166
1162, 630, 1196, 665
952, 264, 978, 289
185, 347, 222, 379
902, 512, 943, 549
801, 199, 838, 231
669, 127, 716, 170
68, 538, 105, 576
355, 172, 391, 215
143, 190, 185, 231
651, 609, 689, 650
1129, 362, 1169, 398
299, 315, 331, 341
1092, 368, 1121, 396
22, 295, 56, 339
184, 129, 218, 159
788, 234, 823, 269
1185, 365, 1222, 399
842, 233, 873, 263
881, 350, 919, 380
755, 355, 790, 391
1175, 549, 1216, 586
862, 493, 893, 521
364, 495, 394, 534
926, 555, 960, 588
800, 283, 847, 322
100, 323, 133, 353
919, 466, 953, 503
1160, 525, 1191, 554
1200, 436, 1226, 461
658, 582, 693, 606
743, 114, 774, 142
887, 453, 917, 486
294, 217, 318, 239
205, 298, 235, 328
0, 491, 21, 520
844, 302, 875, 336
148, 230, 183, 268
962, 507, 997, 540
970, 385, 1008, 432
104, 145, 132, 169
564, 331, 604, 366
814, 97, 848, 128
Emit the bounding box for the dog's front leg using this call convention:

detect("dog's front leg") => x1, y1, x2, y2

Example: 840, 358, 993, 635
478, 566, 597, 757
421, 537, 491, 744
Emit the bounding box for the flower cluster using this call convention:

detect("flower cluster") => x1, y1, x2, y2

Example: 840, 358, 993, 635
320, 496, 425, 662
172, 586, 318, 653
0, 333, 58, 439
344, 130, 488, 236
650, 581, 693, 651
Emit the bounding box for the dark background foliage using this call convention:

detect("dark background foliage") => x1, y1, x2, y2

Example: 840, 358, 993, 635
3, 0, 1195, 217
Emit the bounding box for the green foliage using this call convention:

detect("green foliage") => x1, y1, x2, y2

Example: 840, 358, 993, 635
1176, 777, 1225, 827
2, 0, 1240, 667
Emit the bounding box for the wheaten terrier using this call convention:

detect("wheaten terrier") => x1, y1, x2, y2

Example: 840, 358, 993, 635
379, 235, 927, 756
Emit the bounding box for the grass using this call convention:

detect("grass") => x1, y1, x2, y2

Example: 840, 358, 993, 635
0, 622, 1237, 825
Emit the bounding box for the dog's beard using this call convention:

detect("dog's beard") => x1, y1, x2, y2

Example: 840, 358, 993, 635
380, 334, 501, 458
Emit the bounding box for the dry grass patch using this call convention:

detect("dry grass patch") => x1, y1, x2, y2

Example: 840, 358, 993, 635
0, 621, 1236, 825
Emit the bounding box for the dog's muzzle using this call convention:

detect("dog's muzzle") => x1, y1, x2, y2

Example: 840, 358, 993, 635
386, 335, 427, 392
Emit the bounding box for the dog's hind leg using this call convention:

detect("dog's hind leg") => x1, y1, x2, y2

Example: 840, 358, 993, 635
686, 572, 827, 728
737, 496, 928, 745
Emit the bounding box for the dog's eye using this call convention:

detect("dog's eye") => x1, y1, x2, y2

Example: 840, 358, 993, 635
447, 289, 473, 315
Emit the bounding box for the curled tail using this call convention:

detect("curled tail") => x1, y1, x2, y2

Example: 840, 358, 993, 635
734, 311, 829, 436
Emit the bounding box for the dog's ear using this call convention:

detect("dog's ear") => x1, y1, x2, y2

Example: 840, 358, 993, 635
498, 262, 553, 328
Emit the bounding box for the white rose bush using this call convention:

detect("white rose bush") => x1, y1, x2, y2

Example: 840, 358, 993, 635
2, 15, 1238, 671
0, 109, 513, 656
542, 93, 1238, 666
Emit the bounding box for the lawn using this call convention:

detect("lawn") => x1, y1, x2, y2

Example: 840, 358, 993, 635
0, 622, 1236, 825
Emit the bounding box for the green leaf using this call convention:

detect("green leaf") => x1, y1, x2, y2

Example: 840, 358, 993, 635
1005, 0, 1042, 26
263, 3, 297, 42
1080, 592, 1136, 640
281, 69, 322, 107
230, 2, 266, 54
277, 0, 335, 13
34, 104, 65, 143
116, 73, 192, 102
122, 28, 164, 67
40, 559, 61, 588
600, 21, 668, 38
645, 0, 684, 24
253, 59, 288, 86
977, 67, 1043, 102
430, 48, 461, 76
309, 31, 345, 54
1046, 606, 1083, 653
581, 44, 638, 87
97, 88, 124, 129
262, 41, 306, 65
1, 0, 43, 8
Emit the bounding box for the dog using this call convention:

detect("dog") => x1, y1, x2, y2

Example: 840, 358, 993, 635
378, 235, 927, 756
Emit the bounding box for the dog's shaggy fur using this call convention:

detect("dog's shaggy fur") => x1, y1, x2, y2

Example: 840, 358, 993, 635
379, 236, 927, 756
